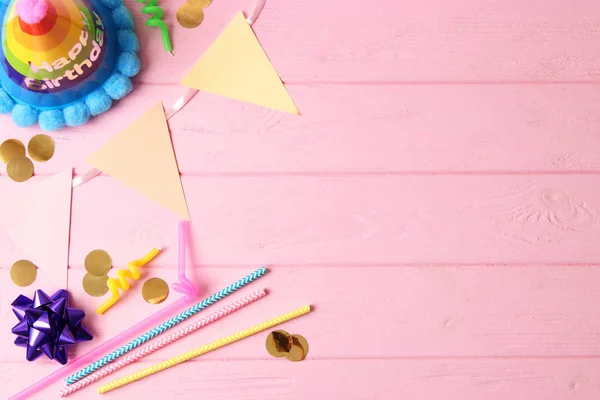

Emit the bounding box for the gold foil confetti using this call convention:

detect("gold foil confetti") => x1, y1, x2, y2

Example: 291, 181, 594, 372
10, 260, 37, 287
177, 0, 212, 29
85, 250, 112, 276
142, 277, 169, 304
0, 139, 25, 164
188, 0, 212, 7
286, 334, 309, 362
27, 134, 55, 162
265, 330, 293, 358
7, 156, 34, 182
83, 273, 110, 297
177, 3, 204, 28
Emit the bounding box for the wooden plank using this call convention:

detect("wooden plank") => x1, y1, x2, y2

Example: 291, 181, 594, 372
58, 175, 600, 266
1, 174, 599, 266
166, 84, 600, 173
4, 266, 600, 360
3, 84, 600, 176
0, 84, 177, 176
128, 0, 600, 83
3, 358, 600, 400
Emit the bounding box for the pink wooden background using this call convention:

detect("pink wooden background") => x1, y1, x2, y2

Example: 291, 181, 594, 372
3, 0, 600, 398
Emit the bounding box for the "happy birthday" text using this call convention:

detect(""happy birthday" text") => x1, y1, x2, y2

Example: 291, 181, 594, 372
25, 10, 105, 91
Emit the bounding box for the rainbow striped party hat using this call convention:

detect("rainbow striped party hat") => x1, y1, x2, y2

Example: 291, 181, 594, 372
0, 0, 140, 130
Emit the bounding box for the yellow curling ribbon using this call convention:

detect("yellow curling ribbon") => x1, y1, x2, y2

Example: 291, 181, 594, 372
96, 248, 162, 314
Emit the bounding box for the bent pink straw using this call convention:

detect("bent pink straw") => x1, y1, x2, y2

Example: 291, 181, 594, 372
59, 289, 267, 397
171, 221, 197, 299
8, 220, 197, 400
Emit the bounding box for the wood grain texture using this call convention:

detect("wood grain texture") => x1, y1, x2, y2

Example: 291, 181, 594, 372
67, 175, 600, 266
4, 359, 600, 400
4, 84, 600, 176
1, 0, 599, 398
129, 0, 600, 83
1, 174, 599, 267
3, 266, 600, 362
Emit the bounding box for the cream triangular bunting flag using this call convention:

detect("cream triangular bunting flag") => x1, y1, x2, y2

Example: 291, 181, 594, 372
181, 12, 299, 115
0, 169, 73, 291
87, 102, 190, 220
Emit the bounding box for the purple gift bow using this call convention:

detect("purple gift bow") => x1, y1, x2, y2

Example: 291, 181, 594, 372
8, 219, 196, 400
11, 3, 269, 398
11, 289, 93, 365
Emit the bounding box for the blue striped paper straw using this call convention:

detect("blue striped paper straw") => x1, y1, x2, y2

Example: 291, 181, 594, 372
65, 267, 267, 385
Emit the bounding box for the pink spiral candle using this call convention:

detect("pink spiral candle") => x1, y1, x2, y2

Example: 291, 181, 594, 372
58, 288, 267, 397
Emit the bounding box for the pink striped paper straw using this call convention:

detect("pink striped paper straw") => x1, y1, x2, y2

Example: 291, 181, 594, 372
58, 288, 267, 397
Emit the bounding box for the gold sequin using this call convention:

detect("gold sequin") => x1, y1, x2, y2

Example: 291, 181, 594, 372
82, 273, 110, 297
188, 0, 212, 7
0, 139, 26, 164
177, 2, 205, 28
7, 156, 34, 182
85, 250, 112, 276
286, 334, 309, 362
265, 330, 293, 358
142, 277, 169, 304
27, 134, 55, 162
10, 260, 37, 287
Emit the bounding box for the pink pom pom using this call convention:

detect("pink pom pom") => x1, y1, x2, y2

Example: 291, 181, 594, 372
16, 0, 48, 24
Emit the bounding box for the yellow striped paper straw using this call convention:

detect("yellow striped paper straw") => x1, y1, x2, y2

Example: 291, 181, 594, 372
98, 305, 312, 394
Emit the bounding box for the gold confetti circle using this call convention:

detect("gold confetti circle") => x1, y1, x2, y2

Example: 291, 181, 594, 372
188, 0, 212, 7
7, 156, 34, 182
142, 277, 170, 304
177, 2, 205, 29
265, 330, 293, 358
286, 334, 309, 362
10, 260, 37, 287
82, 273, 110, 297
27, 134, 55, 162
85, 250, 112, 276
0, 139, 26, 164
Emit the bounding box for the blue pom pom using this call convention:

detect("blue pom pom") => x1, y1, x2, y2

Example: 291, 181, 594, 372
117, 52, 141, 77
113, 5, 134, 29
39, 110, 65, 131
118, 30, 139, 53
12, 104, 38, 127
85, 89, 113, 116
97, 0, 122, 9
103, 73, 132, 100
0, 89, 15, 114
63, 102, 90, 127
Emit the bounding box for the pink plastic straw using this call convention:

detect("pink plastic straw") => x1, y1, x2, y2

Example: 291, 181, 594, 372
10, 0, 271, 393
171, 221, 197, 299
58, 289, 266, 397
8, 221, 197, 400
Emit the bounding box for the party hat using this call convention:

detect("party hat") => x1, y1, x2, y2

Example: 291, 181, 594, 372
0, 0, 141, 130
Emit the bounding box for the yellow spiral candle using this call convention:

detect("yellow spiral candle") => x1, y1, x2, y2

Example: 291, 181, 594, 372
96, 248, 162, 314
97, 305, 312, 393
